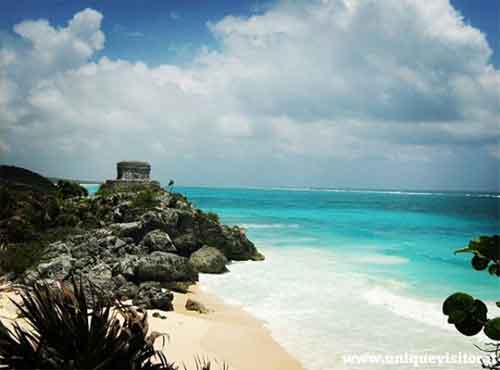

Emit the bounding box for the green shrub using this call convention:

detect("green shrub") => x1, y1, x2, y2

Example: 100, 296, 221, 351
443, 235, 500, 368
206, 212, 220, 224
131, 189, 160, 210
56, 180, 88, 199
0, 242, 45, 275
0, 186, 15, 219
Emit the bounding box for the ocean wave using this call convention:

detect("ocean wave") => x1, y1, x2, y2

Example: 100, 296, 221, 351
201, 247, 484, 370
363, 285, 497, 341
363, 286, 451, 331
242, 186, 500, 198
240, 223, 300, 229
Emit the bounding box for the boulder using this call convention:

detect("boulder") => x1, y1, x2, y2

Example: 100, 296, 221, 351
37, 255, 74, 280
162, 281, 192, 293
185, 298, 209, 314
116, 282, 139, 300
74, 263, 116, 303
71, 237, 100, 259
172, 233, 199, 257
175, 210, 196, 234
87, 262, 113, 283
44, 241, 72, 260
141, 209, 178, 234
197, 217, 264, 261
189, 246, 229, 274
134, 252, 198, 283
113, 254, 139, 280
133, 282, 174, 311
110, 221, 143, 241
142, 230, 176, 253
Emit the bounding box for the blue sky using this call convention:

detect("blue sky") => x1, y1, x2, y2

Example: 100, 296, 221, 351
0, 0, 499, 191
1, 0, 498, 67
0, 0, 269, 65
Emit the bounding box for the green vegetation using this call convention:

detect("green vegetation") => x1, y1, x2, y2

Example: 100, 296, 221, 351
0, 278, 222, 370
56, 180, 88, 199
0, 186, 15, 219
167, 179, 175, 192
443, 235, 500, 369
131, 188, 160, 210
0, 242, 46, 275
206, 212, 220, 224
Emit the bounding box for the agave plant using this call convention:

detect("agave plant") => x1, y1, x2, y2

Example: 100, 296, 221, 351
0, 278, 176, 370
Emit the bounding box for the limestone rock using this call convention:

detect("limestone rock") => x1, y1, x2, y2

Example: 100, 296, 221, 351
110, 221, 143, 241
133, 282, 173, 311
185, 298, 209, 314
134, 252, 198, 283
189, 246, 229, 274
37, 255, 74, 280
172, 233, 199, 257
142, 229, 176, 253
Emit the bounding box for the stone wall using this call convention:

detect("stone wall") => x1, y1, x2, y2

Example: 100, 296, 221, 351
117, 161, 151, 181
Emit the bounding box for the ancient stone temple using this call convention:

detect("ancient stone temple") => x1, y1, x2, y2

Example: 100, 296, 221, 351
117, 161, 151, 181
100, 161, 160, 192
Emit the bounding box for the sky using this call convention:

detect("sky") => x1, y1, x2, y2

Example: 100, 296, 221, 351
0, 0, 498, 191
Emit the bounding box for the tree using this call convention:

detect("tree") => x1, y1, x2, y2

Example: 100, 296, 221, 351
167, 179, 175, 192
443, 235, 500, 369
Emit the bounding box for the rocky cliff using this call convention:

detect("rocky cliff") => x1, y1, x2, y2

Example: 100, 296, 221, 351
0, 167, 264, 311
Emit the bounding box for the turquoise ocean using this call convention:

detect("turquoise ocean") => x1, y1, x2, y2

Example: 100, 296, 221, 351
85, 185, 499, 369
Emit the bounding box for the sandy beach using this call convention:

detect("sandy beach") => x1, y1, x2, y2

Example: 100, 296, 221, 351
152, 285, 306, 370
0, 284, 305, 370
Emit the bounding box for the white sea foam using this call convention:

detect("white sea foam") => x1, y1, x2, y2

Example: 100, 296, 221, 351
357, 254, 409, 265
201, 246, 482, 370
362, 286, 450, 331
240, 186, 500, 199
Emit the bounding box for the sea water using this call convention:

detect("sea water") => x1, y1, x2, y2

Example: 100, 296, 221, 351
84, 185, 499, 369
181, 187, 499, 370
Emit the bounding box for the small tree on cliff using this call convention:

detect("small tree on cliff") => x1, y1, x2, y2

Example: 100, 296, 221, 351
167, 179, 175, 192
442, 235, 500, 369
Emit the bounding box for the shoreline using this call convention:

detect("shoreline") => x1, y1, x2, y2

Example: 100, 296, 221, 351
151, 284, 306, 370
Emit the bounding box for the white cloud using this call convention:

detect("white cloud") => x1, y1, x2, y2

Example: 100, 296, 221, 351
0, 1, 499, 189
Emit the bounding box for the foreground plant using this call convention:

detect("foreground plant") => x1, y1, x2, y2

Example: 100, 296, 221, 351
443, 235, 500, 369
0, 278, 219, 370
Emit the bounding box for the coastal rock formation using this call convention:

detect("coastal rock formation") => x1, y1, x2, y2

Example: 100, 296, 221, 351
133, 252, 198, 282
0, 164, 264, 311
132, 282, 174, 311
142, 229, 176, 253
189, 246, 229, 274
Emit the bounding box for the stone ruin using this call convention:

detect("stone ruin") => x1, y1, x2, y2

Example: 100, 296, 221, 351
101, 161, 160, 192
117, 161, 151, 181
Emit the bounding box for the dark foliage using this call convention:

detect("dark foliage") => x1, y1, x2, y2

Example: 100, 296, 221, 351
443, 235, 500, 369
131, 189, 160, 210
0, 165, 57, 193
0, 242, 46, 275
56, 180, 89, 199
205, 212, 220, 224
